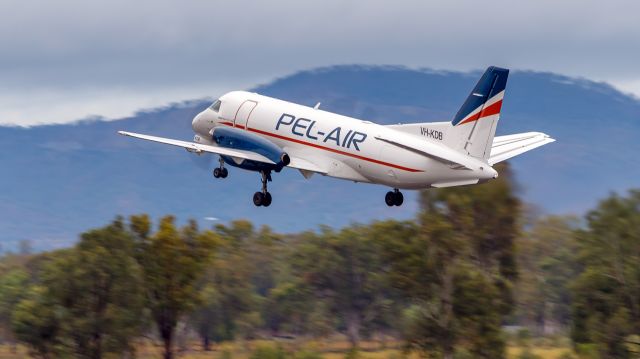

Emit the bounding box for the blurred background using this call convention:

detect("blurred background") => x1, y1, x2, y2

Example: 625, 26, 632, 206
0, 1, 639, 358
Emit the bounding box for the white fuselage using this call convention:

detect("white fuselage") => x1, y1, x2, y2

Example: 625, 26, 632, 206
192, 91, 496, 190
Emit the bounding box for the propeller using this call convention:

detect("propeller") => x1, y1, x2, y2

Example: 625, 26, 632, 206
187, 152, 215, 171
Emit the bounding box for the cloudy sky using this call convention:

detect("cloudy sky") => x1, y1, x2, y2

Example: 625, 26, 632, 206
1, 0, 639, 126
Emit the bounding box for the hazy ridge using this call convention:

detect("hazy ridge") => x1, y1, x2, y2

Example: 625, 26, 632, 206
1, 65, 638, 248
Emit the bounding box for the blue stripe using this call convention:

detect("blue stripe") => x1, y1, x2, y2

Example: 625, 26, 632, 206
452, 66, 509, 126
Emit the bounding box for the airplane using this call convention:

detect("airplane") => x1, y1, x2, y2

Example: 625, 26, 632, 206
119, 66, 554, 207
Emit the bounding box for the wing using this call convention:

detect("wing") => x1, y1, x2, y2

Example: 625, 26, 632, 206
489, 132, 555, 165
118, 131, 275, 164
287, 156, 328, 178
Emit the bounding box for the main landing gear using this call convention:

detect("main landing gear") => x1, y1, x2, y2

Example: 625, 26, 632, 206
212, 158, 228, 179
253, 170, 273, 207
385, 189, 404, 207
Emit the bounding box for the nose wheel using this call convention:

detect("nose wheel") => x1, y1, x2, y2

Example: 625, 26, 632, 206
385, 189, 404, 207
213, 158, 228, 179
253, 170, 273, 207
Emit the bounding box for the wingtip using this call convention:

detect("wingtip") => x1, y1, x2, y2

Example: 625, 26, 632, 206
541, 133, 556, 143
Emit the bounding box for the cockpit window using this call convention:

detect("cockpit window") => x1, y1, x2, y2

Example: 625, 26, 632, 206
209, 99, 221, 112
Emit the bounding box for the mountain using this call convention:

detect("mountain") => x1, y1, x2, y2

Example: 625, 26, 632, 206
1, 65, 639, 249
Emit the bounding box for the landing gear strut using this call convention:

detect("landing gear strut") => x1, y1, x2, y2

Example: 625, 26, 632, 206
253, 170, 273, 207
212, 157, 228, 179
385, 189, 404, 207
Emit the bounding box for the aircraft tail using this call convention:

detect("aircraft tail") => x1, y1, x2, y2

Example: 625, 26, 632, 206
449, 66, 509, 161
386, 67, 554, 164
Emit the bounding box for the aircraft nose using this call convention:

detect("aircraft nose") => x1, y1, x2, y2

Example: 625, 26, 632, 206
192, 112, 202, 132
192, 110, 210, 134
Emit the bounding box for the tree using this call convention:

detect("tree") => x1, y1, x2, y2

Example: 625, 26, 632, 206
514, 215, 579, 335
571, 190, 640, 358
43, 218, 145, 359
11, 219, 145, 359
0, 268, 29, 349
385, 162, 521, 359
191, 221, 256, 350
130, 215, 216, 359
12, 285, 63, 359
288, 225, 388, 348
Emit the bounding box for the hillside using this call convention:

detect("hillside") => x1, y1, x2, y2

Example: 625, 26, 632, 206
1, 65, 639, 248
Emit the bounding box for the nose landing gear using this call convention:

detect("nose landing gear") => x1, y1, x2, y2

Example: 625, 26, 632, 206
385, 189, 404, 207
253, 170, 273, 207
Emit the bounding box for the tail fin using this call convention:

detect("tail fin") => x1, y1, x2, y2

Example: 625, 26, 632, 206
450, 66, 509, 161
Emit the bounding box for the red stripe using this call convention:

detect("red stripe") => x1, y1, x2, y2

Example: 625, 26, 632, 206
219, 121, 246, 129
217, 124, 422, 172
247, 127, 422, 172
458, 99, 503, 125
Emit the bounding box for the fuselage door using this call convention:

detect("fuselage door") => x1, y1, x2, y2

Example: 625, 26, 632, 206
234, 100, 258, 129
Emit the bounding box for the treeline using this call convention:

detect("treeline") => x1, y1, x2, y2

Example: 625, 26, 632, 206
0, 164, 638, 359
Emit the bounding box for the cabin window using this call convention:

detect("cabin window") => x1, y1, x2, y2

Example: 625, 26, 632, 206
209, 100, 221, 112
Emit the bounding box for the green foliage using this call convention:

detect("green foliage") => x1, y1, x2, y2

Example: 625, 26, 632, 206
131, 215, 217, 359
191, 221, 260, 349
557, 351, 577, 359
515, 328, 531, 346
249, 344, 287, 359
389, 162, 520, 358
49, 219, 144, 358
287, 224, 394, 347
452, 348, 473, 359
570, 190, 640, 358
5, 182, 640, 359
574, 344, 599, 359
0, 268, 28, 341
516, 347, 541, 359
515, 216, 579, 335
293, 350, 323, 359
11, 219, 145, 359
12, 285, 63, 359
343, 348, 360, 359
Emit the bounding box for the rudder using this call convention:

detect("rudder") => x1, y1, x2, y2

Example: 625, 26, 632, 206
450, 66, 509, 161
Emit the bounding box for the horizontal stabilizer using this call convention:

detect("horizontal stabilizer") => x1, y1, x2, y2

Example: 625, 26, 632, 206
431, 179, 480, 188
489, 132, 555, 165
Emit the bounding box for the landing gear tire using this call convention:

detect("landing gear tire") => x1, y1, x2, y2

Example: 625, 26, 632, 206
253, 192, 264, 206
213, 157, 227, 179
263, 192, 272, 207
385, 189, 404, 207
385, 192, 396, 207
253, 170, 273, 207
394, 191, 404, 206
253, 191, 272, 207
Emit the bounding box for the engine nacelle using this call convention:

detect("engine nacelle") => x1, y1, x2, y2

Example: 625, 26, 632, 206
211, 126, 289, 172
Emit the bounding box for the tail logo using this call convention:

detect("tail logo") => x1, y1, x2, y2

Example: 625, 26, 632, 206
455, 91, 504, 126
451, 66, 509, 126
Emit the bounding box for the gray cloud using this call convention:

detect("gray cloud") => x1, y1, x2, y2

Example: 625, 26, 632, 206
1, 0, 639, 125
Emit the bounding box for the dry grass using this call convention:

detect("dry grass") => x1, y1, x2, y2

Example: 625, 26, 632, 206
0, 341, 576, 359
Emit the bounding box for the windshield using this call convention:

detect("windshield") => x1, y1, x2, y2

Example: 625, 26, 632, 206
209, 99, 221, 112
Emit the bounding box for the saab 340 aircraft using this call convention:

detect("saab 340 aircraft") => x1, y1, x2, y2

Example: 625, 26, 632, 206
119, 67, 554, 207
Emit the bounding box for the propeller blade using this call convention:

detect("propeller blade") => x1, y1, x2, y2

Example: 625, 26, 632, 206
187, 152, 214, 171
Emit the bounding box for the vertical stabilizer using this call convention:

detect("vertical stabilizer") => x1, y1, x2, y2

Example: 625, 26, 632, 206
449, 66, 509, 161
